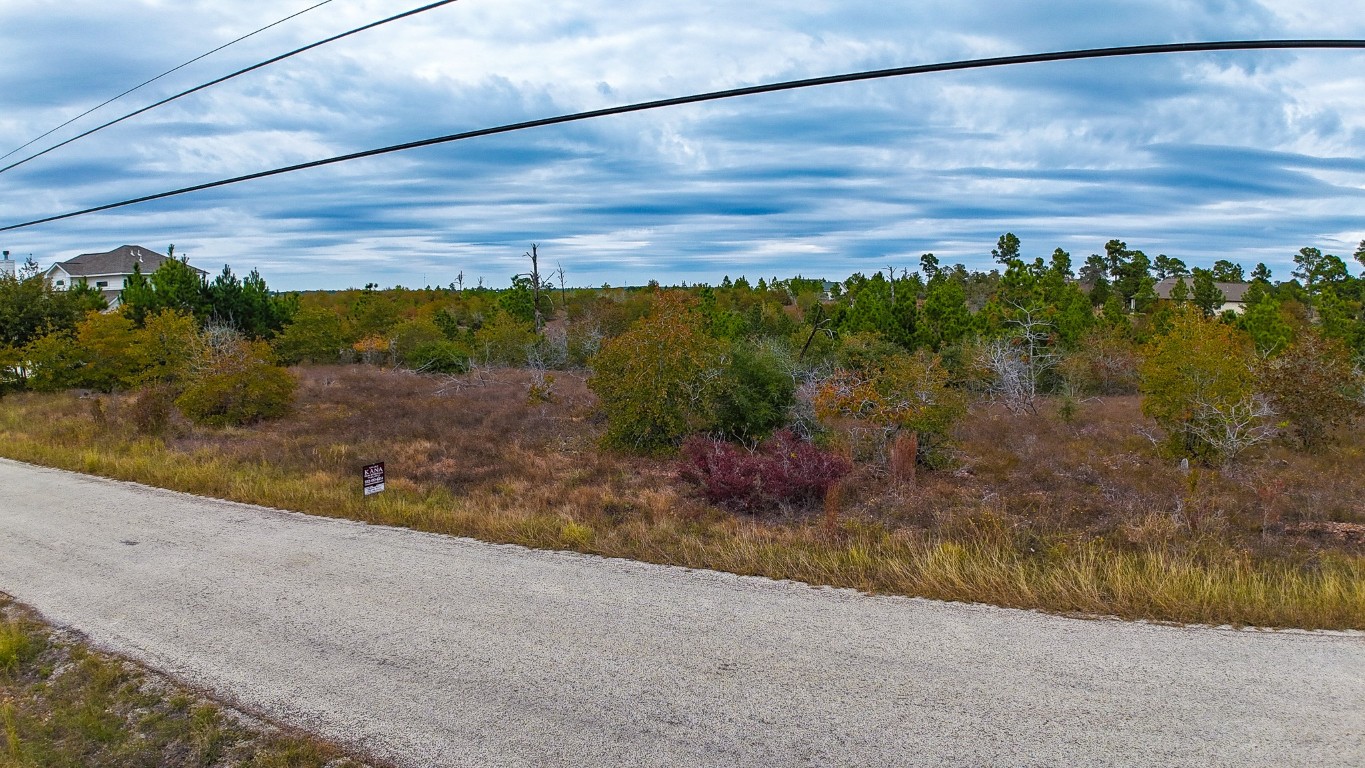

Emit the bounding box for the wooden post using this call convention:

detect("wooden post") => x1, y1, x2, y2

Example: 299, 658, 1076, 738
823, 480, 843, 537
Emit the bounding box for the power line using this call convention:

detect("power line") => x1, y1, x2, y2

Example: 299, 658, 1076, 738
0, 0, 464, 177
0, 0, 339, 164
3, 39, 1362, 234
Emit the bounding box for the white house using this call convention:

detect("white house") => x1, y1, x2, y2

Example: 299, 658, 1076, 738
43, 245, 205, 309
1152, 277, 1251, 314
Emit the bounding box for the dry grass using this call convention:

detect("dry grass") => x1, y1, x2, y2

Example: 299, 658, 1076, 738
0, 595, 381, 768
0, 365, 1362, 630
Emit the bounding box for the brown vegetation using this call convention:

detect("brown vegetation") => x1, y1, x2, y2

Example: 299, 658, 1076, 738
1, 364, 1362, 630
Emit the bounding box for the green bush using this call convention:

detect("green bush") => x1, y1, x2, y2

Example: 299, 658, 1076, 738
1257, 330, 1362, 449
404, 340, 471, 374
473, 310, 537, 366
21, 332, 81, 392
589, 292, 725, 454
1140, 307, 1267, 463
272, 306, 349, 365
176, 335, 296, 427
713, 341, 795, 442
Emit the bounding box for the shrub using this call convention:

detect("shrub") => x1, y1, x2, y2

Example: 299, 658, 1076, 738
128, 384, 178, 436
712, 341, 796, 442
404, 340, 470, 374
70, 310, 142, 392
21, 332, 80, 392
391, 318, 446, 362
814, 348, 967, 467
1257, 331, 1362, 449
473, 310, 537, 367
1059, 327, 1140, 395
679, 430, 851, 511
272, 305, 349, 364
176, 330, 296, 427
134, 309, 200, 388
589, 292, 726, 454
1140, 306, 1271, 463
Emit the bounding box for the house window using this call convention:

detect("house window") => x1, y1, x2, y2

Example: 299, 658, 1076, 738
55, 280, 65, 286
95, 281, 108, 288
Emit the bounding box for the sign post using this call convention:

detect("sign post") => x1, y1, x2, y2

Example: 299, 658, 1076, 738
362, 462, 385, 496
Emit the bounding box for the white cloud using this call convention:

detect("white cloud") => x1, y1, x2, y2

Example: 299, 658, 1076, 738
0, 0, 1362, 289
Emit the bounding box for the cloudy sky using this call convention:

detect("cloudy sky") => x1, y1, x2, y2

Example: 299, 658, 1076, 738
1, 0, 1363, 290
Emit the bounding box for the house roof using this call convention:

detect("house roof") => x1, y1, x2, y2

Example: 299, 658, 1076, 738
1153, 277, 1251, 303
49, 245, 205, 278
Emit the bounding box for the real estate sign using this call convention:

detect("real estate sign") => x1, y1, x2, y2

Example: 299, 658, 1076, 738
362, 462, 385, 496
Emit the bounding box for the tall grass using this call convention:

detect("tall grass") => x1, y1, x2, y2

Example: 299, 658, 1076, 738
1, 372, 1362, 631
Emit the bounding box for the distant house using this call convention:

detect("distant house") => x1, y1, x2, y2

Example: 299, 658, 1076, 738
43, 245, 206, 309
1152, 277, 1251, 314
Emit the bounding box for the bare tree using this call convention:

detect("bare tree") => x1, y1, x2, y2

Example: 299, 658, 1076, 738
516, 244, 549, 332
977, 302, 1060, 414
555, 262, 567, 313
1186, 394, 1279, 465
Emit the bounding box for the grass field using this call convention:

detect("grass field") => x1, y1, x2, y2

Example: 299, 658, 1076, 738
1, 364, 1362, 630
0, 595, 379, 768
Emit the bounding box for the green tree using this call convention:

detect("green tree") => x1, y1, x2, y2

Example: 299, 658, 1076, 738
1190, 268, 1225, 317
1237, 281, 1294, 356
1257, 330, 1362, 449
1140, 307, 1269, 463
176, 329, 296, 426
1169, 275, 1191, 304
1107, 242, 1154, 310
1080, 254, 1111, 307
1211, 260, 1245, 282
1049, 248, 1074, 280
919, 253, 940, 279
0, 267, 105, 349
119, 264, 156, 325
149, 257, 210, 320
1153, 254, 1189, 280
498, 274, 554, 326
589, 292, 726, 453
1292, 247, 1349, 291
915, 273, 972, 351
712, 341, 795, 442
991, 233, 1021, 267
136, 310, 200, 387
272, 306, 349, 364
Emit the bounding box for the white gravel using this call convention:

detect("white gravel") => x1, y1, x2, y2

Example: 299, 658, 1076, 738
0, 458, 1361, 767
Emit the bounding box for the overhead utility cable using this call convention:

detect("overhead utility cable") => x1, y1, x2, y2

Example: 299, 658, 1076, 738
0, 0, 339, 164
3, 39, 1363, 234
0, 0, 464, 177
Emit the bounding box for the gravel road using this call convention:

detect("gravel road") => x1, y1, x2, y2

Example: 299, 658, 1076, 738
1, 458, 1361, 767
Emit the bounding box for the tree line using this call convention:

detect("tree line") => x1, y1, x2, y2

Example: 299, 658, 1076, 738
1, 235, 1362, 463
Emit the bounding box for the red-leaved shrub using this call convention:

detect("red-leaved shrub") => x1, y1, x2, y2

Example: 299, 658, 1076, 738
679, 430, 851, 512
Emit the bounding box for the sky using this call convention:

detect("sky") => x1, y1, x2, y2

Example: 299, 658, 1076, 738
1, 0, 1363, 291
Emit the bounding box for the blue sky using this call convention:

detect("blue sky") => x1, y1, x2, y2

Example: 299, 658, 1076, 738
1, 0, 1363, 290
